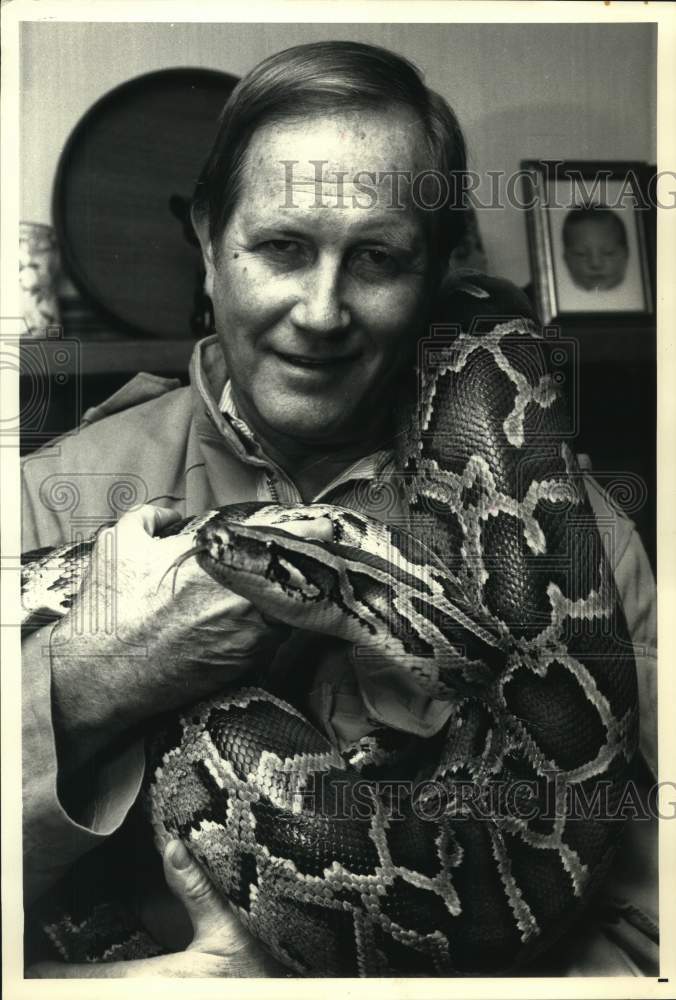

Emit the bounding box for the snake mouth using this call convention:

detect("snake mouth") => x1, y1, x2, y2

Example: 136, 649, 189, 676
195, 522, 329, 609
196, 526, 237, 582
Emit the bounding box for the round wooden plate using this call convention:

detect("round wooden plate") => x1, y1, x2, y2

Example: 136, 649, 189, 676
53, 67, 238, 339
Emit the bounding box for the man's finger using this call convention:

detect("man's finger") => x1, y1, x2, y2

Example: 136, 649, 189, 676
118, 504, 182, 540
277, 516, 334, 543
162, 839, 245, 953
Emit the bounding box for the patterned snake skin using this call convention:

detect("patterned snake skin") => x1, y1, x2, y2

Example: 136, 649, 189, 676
22, 280, 638, 976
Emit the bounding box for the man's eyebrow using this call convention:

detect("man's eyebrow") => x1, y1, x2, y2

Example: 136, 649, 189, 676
242, 221, 308, 238
243, 214, 424, 251
352, 221, 424, 248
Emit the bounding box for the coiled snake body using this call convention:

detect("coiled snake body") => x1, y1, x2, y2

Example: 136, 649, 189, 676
22, 285, 638, 976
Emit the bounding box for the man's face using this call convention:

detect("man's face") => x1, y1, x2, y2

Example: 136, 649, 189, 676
202, 109, 433, 448
563, 217, 629, 291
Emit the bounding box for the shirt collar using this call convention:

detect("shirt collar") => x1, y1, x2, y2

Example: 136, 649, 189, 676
218, 378, 237, 418
190, 335, 394, 494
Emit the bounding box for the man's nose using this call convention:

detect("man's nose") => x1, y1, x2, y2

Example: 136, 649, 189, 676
289, 259, 350, 334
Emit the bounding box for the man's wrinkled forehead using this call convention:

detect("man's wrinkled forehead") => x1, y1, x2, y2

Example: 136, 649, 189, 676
241, 110, 429, 213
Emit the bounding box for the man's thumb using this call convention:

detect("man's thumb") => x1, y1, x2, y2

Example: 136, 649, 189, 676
163, 839, 240, 950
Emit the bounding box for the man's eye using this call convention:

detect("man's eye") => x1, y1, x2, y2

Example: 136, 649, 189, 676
267, 240, 297, 252
351, 248, 399, 279
259, 240, 307, 262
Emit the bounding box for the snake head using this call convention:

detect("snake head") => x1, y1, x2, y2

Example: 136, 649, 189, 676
194, 520, 329, 630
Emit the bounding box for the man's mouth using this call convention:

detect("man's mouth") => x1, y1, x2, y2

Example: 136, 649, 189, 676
273, 351, 359, 368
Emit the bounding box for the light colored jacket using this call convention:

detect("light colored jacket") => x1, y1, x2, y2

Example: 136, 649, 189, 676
22, 335, 658, 972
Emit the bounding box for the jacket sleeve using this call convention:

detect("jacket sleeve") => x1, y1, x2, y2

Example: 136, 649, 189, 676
22, 624, 145, 904
21, 440, 148, 904
612, 522, 657, 779
581, 468, 657, 779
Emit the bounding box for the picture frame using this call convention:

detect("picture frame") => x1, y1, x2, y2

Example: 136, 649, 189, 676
521, 160, 655, 326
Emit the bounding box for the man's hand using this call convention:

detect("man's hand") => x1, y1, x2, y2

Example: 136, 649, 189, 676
161, 838, 284, 975
26, 840, 285, 979
49, 504, 331, 773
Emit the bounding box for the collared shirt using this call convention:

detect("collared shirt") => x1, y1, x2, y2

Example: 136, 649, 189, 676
217, 377, 396, 506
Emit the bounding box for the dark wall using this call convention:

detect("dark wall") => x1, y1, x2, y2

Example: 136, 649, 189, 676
576, 359, 656, 573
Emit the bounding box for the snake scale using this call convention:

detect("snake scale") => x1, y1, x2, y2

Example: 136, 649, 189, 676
22, 279, 638, 976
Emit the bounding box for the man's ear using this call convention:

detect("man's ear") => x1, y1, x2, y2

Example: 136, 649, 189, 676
190, 204, 215, 298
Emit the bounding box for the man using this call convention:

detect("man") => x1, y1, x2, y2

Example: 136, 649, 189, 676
22, 41, 657, 976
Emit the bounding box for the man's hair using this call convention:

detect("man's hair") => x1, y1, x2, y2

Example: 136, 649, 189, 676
192, 41, 468, 262
562, 206, 628, 249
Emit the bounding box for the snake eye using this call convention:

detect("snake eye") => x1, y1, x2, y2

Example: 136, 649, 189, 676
268, 550, 321, 598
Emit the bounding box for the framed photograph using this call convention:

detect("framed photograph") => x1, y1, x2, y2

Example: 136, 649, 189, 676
522, 160, 655, 325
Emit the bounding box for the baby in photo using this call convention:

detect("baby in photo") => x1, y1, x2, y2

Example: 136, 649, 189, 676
561, 205, 629, 292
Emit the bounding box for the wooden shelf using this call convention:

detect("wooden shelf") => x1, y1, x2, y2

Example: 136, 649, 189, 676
20, 337, 196, 376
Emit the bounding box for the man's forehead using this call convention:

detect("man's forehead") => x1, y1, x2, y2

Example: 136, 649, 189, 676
244, 110, 428, 187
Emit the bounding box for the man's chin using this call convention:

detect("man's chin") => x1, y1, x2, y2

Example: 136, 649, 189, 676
266, 415, 356, 446
255, 401, 364, 446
